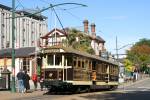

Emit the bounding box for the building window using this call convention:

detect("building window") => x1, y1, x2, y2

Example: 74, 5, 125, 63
6, 41, 10, 48
22, 58, 30, 73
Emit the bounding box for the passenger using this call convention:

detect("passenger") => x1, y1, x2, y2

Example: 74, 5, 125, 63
23, 70, 30, 92
17, 70, 25, 93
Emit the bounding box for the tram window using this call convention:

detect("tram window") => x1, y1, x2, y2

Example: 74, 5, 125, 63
73, 61, 76, 67
47, 55, 53, 65
55, 55, 61, 65
78, 61, 81, 67
65, 56, 72, 66
89, 61, 92, 70
67, 56, 72, 66
92, 61, 96, 70
82, 61, 84, 68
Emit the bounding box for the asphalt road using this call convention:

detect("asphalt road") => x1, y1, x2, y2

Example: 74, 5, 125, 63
8, 78, 150, 100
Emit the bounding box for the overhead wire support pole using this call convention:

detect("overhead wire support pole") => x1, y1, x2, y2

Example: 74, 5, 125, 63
11, 0, 16, 93
116, 36, 118, 61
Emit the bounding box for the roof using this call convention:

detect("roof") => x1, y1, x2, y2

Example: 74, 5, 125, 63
41, 28, 67, 39
96, 36, 105, 43
0, 4, 11, 11
42, 46, 118, 65
0, 47, 35, 58
0, 4, 47, 20
16, 10, 47, 20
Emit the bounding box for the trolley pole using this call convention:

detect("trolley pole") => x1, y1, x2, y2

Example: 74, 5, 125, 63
11, 0, 16, 92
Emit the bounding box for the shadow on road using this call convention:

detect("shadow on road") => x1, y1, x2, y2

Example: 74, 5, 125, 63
80, 91, 150, 100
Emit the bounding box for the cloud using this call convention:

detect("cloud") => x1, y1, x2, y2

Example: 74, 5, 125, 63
105, 15, 128, 20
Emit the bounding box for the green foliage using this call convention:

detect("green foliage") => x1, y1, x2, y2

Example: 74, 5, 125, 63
124, 59, 133, 72
126, 38, 150, 71
67, 28, 95, 54
135, 38, 150, 47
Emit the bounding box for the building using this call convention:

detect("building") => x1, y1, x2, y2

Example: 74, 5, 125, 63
83, 20, 105, 56
0, 4, 48, 49
0, 47, 36, 76
40, 20, 106, 56
0, 4, 48, 76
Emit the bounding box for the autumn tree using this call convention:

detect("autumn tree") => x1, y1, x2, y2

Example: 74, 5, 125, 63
126, 38, 150, 72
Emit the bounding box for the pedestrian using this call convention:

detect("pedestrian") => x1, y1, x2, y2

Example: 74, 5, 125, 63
133, 68, 138, 82
40, 76, 44, 91
17, 69, 25, 93
32, 73, 38, 91
23, 70, 30, 92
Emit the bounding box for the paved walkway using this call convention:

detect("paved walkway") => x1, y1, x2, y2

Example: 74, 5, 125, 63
0, 75, 149, 100
118, 74, 150, 89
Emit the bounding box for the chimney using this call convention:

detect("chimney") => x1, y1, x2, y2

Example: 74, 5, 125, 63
83, 19, 89, 33
91, 23, 96, 33
91, 23, 96, 38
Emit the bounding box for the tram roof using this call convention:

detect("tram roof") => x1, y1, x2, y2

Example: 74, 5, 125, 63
42, 46, 118, 65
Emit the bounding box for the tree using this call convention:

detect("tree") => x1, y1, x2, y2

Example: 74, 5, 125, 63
126, 38, 150, 71
124, 59, 133, 72
67, 28, 95, 54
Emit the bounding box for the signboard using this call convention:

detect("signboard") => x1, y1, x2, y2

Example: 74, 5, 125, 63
43, 49, 60, 53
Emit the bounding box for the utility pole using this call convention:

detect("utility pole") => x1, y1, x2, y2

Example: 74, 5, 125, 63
11, 0, 16, 92
116, 36, 118, 61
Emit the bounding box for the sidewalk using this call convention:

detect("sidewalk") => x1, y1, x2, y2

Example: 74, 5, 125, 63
0, 89, 46, 100
0, 80, 44, 100
118, 74, 150, 89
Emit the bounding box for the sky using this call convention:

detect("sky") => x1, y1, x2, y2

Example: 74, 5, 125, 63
0, 0, 150, 57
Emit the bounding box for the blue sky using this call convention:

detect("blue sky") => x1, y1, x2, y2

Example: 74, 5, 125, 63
1, 0, 150, 57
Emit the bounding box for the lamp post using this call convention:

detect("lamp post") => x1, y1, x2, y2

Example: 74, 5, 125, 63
11, 0, 16, 92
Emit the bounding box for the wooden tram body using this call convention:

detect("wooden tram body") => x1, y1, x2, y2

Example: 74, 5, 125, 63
41, 46, 119, 92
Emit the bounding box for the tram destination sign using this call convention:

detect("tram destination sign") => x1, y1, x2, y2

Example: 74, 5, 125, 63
43, 49, 61, 53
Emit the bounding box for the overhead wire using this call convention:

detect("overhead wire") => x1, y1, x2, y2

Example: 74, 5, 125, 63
16, 0, 26, 9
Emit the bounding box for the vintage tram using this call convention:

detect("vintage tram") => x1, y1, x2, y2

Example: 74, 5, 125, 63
41, 46, 119, 92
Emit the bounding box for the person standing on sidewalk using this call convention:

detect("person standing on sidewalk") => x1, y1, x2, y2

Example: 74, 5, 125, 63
39, 76, 44, 91
17, 70, 25, 93
32, 74, 38, 91
23, 70, 30, 92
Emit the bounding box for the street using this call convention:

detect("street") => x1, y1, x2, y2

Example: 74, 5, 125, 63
1, 77, 150, 100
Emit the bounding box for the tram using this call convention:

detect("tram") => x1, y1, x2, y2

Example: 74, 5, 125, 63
41, 46, 119, 92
